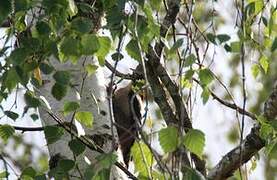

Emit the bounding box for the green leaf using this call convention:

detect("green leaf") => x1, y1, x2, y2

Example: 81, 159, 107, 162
9, 48, 29, 65
198, 68, 214, 86
183, 166, 204, 180
30, 114, 39, 121
251, 64, 260, 78
71, 17, 93, 33
183, 129, 205, 158
217, 34, 231, 43
21, 167, 36, 178
4, 111, 19, 121
58, 159, 75, 172
34, 174, 47, 180
224, 44, 232, 52
4, 68, 20, 92
68, 139, 86, 156
0, 124, 15, 141
126, 39, 141, 61
159, 126, 178, 153
63, 101, 80, 115
131, 142, 153, 177
271, 37, 277, 52
96, 153, 118, 169
184, 54, 196, 67
259, 55, 269, 73
96, 36, 111, 66
206, 33, 217, 44
51, 83, 68, 101
201, 87, 210, 104
85, 64, 98, 76
75, 111, 93, 128
0, 171, 9, 178
36, 21, 51, 36
39, 62, 54, 74
59, 36, 80, 59
53, 71, 71, 85
149, 0, 161, 11
0, 0, 11, 25
254, 0, 263, 14
44, 126, 64, 144
67, 0, 78, 17
169, 39, 184, 54
230, 41, 241, 52
81, 34, 100, 55
24, 91, 41, 108
267, 140, 277, 159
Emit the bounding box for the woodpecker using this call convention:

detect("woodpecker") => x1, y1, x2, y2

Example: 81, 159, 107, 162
112, 83, 142, 167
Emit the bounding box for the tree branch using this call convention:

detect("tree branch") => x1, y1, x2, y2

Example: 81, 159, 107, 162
193, 78, 257, 120
0, 124, 44, 132
207, 84, 277, 179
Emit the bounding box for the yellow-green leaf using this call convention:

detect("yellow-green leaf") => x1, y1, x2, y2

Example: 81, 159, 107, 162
183, 129, 205, 158
75, 111, 93, 128
259, 55, 269, 73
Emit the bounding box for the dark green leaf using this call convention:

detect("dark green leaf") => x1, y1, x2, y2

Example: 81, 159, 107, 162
126, 39, 141, 61
206, 33, 217, 44
0, 0, 11, 25
96, 153, 118, 169
198, 69, 214, 86
63, 101, 80, 115
3, 68, 20, 92
71, 17, 93, 33
21, 167, 36, 178
169, 39, 184, 53
9, 48, 28, 65
111, 52, 124, 61
59, 36, 80, 57
44, 126, 64, 144
51, 83, 68, 101
0, 171, 9, 178
53, 71, 71, 85
261, 16, 267, 26
183, 129, 205, 158
271, 37, 277, 52
4, 111, 19, 121
68, 139, 86, 156
30, 113, 39, 121
224, 44, 232, 52
75, 111, 93, 128
217, 34, 231, 43
81, 34, 100, 55
36, 21, 51, 36
0, 124, 15, 141
184, 54, 196, 67
159, 126, 178, 153
34, 174, 47, 180
39, 62, 54, 74
58, 159, 75, 172
24, 91, 41, 108
201, 87, 210, 104
183, 166, 204, 180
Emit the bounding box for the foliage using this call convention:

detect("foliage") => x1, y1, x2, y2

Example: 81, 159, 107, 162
0, 0, 276, 179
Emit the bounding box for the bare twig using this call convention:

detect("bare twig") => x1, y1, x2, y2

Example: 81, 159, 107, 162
208, 84, 277, 179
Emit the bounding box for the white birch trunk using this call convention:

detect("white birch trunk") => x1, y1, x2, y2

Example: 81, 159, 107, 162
36, 57, 126, 179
